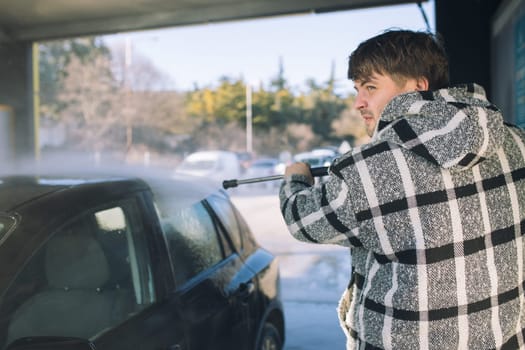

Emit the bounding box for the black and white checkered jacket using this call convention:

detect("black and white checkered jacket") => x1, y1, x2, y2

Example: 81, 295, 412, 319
279, 84, 525, 349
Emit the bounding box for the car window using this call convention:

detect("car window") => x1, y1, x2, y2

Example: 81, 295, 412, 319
95, 205, 155, 305
206, 194, 242, 251
155, 199, 223, 287
0, 199, 155, 348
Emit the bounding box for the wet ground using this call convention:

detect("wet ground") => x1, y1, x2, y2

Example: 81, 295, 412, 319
231, 189, 350, 349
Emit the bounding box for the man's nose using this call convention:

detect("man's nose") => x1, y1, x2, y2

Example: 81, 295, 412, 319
354, 93, 367, 109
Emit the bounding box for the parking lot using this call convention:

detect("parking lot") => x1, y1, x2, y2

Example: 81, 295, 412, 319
231, 190, 350, 350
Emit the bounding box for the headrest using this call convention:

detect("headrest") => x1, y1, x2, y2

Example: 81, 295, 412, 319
45, 233, 110, 289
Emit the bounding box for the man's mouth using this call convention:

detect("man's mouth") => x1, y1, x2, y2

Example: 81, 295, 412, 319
361, 113, 374, 123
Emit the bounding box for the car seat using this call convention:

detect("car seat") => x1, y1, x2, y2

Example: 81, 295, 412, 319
6, 230, 120, 344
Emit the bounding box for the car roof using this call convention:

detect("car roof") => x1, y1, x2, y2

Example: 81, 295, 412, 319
0, 174, 142, 212
0, 167, 224, 212
184, 150, 238, 161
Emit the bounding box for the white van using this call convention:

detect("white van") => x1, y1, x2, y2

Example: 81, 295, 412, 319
174, 150, 241, 184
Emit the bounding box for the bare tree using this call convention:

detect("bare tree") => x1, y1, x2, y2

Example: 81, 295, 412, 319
55, 39, 193, 157
58, 54, 121, 151
109, 41, 192, 151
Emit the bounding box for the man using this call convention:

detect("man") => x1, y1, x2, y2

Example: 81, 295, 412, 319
279, 29, 525, 349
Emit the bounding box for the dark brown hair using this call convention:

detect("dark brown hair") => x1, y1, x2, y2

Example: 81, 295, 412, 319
348, 29, 449, 90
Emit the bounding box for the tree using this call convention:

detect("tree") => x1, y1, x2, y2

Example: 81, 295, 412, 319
108, 42, 181, 150
270, 56, 287, 91
58, 54, 120, 150
40, 35, 359, 158
300, 75, 346, 143
184, 77, 249, 151
39, 37, 110, 120
186, 77, 246, 125
41, 36, 191, 155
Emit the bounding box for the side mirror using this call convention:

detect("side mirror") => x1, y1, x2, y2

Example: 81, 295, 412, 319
7, 336, 96, 350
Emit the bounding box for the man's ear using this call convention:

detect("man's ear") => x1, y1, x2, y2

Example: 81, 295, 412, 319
415, 77, 429, 91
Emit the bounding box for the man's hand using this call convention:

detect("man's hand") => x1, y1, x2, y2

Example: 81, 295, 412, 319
284, 162, 314, 185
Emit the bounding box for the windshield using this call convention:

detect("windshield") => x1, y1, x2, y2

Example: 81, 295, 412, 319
0, 214, 17, 244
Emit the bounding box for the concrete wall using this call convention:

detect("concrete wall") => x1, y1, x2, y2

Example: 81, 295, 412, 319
0, 42, 35, 161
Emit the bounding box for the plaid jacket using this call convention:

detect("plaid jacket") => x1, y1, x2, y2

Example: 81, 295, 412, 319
279, 84, 525, 349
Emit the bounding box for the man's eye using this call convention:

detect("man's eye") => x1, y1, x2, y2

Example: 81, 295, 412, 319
366, 85, 376, 91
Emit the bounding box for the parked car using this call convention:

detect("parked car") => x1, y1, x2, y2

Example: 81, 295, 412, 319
0, 170, 284, 350
293, 148, 339, 168
243, 158, 281, 189
175, 150, 241, 185
236, 151, 255, 174
293, 149, 339, 183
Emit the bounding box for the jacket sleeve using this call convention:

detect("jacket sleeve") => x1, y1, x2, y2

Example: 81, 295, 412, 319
278, 142, 419, 255
279, 169, 360, 248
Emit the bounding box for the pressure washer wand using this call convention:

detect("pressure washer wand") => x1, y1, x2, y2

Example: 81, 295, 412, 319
222, 166, 329, 189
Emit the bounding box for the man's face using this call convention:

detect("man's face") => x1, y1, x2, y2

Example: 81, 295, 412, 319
354, 72, 422, 137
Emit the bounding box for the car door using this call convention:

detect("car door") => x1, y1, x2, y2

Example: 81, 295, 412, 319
204, 194, 261, 347
151, 190, 254, 349
0, 193, 188, 350
89, 196, 189, 350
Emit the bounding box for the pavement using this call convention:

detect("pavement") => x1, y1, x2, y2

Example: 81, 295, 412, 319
231, 190, 351, 350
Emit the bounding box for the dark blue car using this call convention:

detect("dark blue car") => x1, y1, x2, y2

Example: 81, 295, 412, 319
0, 171, 284, 350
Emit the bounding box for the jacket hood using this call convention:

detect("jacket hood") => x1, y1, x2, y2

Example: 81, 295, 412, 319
375, 83, 506, 171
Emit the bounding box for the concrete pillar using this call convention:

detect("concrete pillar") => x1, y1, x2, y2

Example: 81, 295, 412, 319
0, 41, 36, 163
435, 0, 501, 100
0, 105, 15, 163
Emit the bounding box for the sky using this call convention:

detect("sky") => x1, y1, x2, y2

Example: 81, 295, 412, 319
104, 0, 435, 95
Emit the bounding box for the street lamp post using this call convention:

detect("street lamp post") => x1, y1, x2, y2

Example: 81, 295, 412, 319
246, 83, 253, 154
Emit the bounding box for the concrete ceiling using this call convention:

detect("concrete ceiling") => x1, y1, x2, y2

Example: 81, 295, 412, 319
0, 0, 426, 43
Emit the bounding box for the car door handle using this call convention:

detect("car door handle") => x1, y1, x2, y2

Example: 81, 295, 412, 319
235, 281, 255, 301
